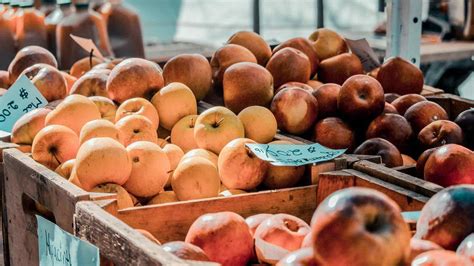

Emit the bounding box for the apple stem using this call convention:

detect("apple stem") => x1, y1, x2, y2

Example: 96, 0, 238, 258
167, 169, 174, 174
189, 117, 195, 128
164, 136, 171, 142
89, 49, 94, 69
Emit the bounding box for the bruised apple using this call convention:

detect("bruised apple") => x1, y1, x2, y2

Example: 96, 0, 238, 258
404, 101, 448, 133
418, 120, 464, 148
32, 125, 80, 170
254, 214, 311, 264
218, 138, 268, 190
185, 211, 254, 266
311, 187, 411, 266
271, 88, 318, 135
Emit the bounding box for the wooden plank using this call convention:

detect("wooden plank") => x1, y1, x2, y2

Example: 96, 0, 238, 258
427, 94, 474, 120
104, 185, 317, 243
345, 169, 428, 211
74, 202, 208, 266
353, 160, 443, 197
421, 85, 444, 96
316, 171, 355, 205
2, 149, 91, 265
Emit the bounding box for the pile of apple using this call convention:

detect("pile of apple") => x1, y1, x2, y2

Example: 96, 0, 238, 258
133, 185, 474, 266
206, 29, 474, 188
4, 45, 312, 207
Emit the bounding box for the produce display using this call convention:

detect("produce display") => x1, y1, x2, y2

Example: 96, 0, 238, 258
0, 12, 473, 265
138, 185, 473, 266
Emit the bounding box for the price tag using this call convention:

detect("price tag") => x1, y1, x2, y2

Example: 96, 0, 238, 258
345, 38, 381, 72
37, 215, 99, 266
245, 143, 346, 166
70, 34, 105, 60
0, 75, 48, 132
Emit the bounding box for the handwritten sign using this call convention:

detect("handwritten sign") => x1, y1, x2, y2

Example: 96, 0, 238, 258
345, 38, 381, 72
0, 75, 48, 132
246, 143, 346, 166
37, 215, 99, 266
70, 34, 105, 60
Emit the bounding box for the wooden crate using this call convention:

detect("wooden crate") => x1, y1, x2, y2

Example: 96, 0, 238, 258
74, 164, 432, 265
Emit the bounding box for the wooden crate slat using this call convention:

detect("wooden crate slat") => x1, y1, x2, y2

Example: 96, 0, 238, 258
353, 160, 443, 197
74, 201, 202, 266
106, 185, 317, 243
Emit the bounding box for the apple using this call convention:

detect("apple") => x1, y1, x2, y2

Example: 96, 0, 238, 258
162, 54, 212, 101
54, 159, 75, 179
194, 106, 245, 154
457, 234, 474, 262
91, 183, 135, 210
273, 37, 319, 76
255, 213, 311, 264
366, 113, 413, 152
245, 213, 273, 236
271, 88, 318, 135
79, 119, 121, 145
277, 247, 318, 266
162, 241, 210, 262
21, 63, 67, 101
402, 154, 417, 166
172, 157, 220, 201
405, 101, 449, 133
136, 229, 161, 245
11, 107, 52, 145
223, 62, 274, 113
151, 82, 197, 131
147, 191, 178, 205
116, 97, 159, 130
45, 94, 101, 135
71, 137, 132, 191
311, 187, 411, 266
306, 80, 323, 90
227, 31, 272, 66
185, 211, 254, 265
69, 69, 110, 97
115, 114, 158, 147
69, 56, 103, 78
308, 28, 348, 61
354, 138, 403, 167
180, 148, 218, 169
266, 47, 311, 89
455, 108, 474, 149
210, 44, 257, 89
423, 144, 474, 187
338, 74, 385, 122
32, 125, 80, 170
313, 117, 355, 151
416, 147, 438, 178
124, 141, 170, 197
8, 45, 57, 82
60, 71, 77, 94
384, 103, 399, 114
318, 53, 364, 85
0, 70, 10, 88
391, 94, 427, 116
407, 239, 443, 265
106, 58, 164, 103
377, 57, 424, 95
384, 93, 400, 103
276, 82, 315, 95
218, 138, 268, 190
418, 120, 464, 148
313, 83, 341, 118
219, 189, 247, 197
89, 96, 117, 122
163, 143, 184, 187
412, 250, 472, 266
238, 106, 277, 144
170, 114, 199, 152
414, 185, 474, 250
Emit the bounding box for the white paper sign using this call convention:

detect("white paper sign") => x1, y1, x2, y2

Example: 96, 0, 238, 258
246, 143, 346, 166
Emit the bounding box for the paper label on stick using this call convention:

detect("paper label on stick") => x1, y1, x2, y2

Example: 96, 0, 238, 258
0, 75, 48, 132
345, 38, 381, 72
70, 34, 105, 60
245, 143, 346, 166
37, 215, 100, 266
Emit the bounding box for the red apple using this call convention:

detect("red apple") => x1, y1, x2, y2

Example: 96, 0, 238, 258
412, 250, 472, 266
354, 138, 403, 167
313, 83, 341, 118
418, 120, 464, 148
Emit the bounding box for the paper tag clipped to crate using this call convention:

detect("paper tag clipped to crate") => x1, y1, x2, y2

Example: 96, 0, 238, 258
345, 38, 381, 72
70, 34, 105, 60
37, 215, 99, 266
0, 75, 48, 133
245, 143, 346, 166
